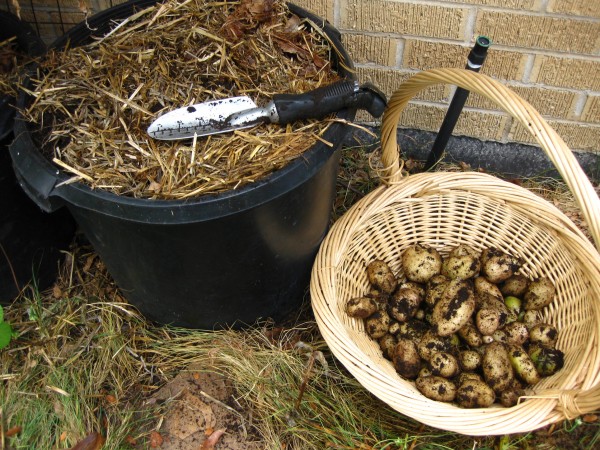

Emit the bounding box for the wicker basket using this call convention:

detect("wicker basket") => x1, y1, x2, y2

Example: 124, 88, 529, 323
310, 68, 600, 435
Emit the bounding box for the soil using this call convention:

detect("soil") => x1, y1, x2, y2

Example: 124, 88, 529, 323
148, 365, 263, 449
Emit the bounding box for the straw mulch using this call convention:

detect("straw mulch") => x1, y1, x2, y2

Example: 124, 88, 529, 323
21, 0, 343, 199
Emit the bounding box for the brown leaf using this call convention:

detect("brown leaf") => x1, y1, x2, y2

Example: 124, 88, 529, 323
4, 426, 22, 438
583, 414, 598, 423
69, 432, 105, 450
149, 431, 164, 448
200, 428, 226, 450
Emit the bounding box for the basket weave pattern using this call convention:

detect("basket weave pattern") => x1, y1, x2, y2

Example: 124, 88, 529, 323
310, 68, 600, 435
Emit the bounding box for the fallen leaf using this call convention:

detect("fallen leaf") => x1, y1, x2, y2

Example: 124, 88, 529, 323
583, 414, 598, 423
200, 428, 226, 450
149, 431, 163, 448
69, 432, 105, 450
105, 394, 118, 405
4, 426, 22, 438
52, 284, 63, 299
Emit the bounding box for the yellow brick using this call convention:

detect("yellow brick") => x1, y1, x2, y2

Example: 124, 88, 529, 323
581, 95, 600, 124
442, 0, 541, 10
466, 85, 577, 120
354, 67, 450, 102
530, 56, 600, 91
342, 34, 397, 66
342, 0, 468, 40
288, 0, 334, 23
510, 120, 600, 151
547, 0, 600, 18
476, 11, 600, 54
402, 40, 527, 81
394, 104, 507, 141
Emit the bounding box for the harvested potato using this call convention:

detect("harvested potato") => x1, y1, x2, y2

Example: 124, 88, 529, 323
500, 274, 530, 297
345, 296, 379, 319
523, 277, 556, 311
521, 309, 540, 329
378, 333, 397, 360
529, 323, 558, 348
392, 338, 421, 379
474, 276, 504, 302
396, 319, 429, 343
442, 244, 480, 280
388, 287, 422, 322
459, 350, 482, 371
432, 279, 476, 336
418, 330, 452, 361
504, 295, 522, 322
507, 344, 541, 385
401, 244, 443, 283
456, 378, 496, 408
424, 274, 449, 309
529, 346, 565, 377
399, 281, 426, 299
480, 248, 521, 284
415, 376, 457, 402
458, 322, 483, 347
429, 352, 459, 378
504, 321, 529, 346
476, 308, 502, 336
492, 329, 507, 343
499, 387, 525, 407
367, 260, 397, 294
456, 371, 483, 386
365, 310, 391, 339
482, 342, 515, 393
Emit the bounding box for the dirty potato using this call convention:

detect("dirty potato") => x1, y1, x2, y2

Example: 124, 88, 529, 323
529, 323, 558, 348
442, 244, 481, 280
482, 341, 515, 393
429, 352, 459, 378
480, 247, 521, 284
418, 330, 452, 361
424, 274, 449, 309
388, 287, 422, 322
529, 346, 565, 377
345, 296, 379, 319
507, 344, 541, 385
367, 260, 397, 294
392, 338, 421, 379
365, 310, 391, 339
456, 378, 496, 408
523, 277, 556, 311
459, 350, 482, 371
500, 274, 530, 297
401, 244, 442, 283
415, 376, 457, 402
432, 279, 476, 336
504, 321, 529, 346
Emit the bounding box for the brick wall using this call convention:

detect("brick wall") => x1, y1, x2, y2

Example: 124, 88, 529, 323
3, 0, 599, 152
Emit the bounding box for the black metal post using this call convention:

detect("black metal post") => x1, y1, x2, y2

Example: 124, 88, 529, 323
424, 36, 491, 171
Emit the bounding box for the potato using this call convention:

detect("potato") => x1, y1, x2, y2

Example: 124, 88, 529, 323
432, 279, 476, 336
521, 310, 540, 329
399, 281, 426, 300
504, 295, 522, 323
504, 321, 529, 346
507, 344, 541, 385
458, 322, 483, 347
401, 244, 443, 283
365, 310, 391, 339
378, 334, 397, 360
480, 247, 521, 284
442, 244, 480, 280
474, 276, 503, 302
499, 387, 525, 407
529, 323, 558, 348
458, 350, 482, 371
456, 371, 483, 386
415, 376, 457, 402
480, 294, 510, 327
529, 346, 565, 377
424, 274, 449, 309
392, 338, 421, 379
388, 287, 422, 322
418, 330, 452, 361
476, 308, 502, 336
367, 260, 397, 294
500, 274, 530, 297
345, 296, 379, 319
492, 329, 507, 343
523, 277, 556, 311
456, 379, 496, 408
429, 352, 459, 378
396, 319, 429, 343
482, 342, 515, 393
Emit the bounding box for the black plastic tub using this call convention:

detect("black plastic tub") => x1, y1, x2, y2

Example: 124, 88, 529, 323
0, 11, 74, 304
9, 1, 358, 328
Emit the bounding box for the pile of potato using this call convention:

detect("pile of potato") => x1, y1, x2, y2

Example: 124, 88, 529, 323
345, 243, 564, 408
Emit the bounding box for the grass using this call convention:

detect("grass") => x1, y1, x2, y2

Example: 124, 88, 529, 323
1, 143, 599, 449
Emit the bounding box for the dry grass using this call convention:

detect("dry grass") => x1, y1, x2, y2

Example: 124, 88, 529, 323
20, 0, 342, 199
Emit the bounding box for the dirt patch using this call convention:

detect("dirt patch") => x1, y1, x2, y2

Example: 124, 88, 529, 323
148, 365, 263, 449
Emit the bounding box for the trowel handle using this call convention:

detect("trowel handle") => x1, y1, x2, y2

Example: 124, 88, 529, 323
271, 79, 387, 124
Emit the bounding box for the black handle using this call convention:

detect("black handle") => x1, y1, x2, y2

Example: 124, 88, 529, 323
272, 80, 358, 123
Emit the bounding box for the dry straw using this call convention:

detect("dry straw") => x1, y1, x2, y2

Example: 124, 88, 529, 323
310, 68, 600, 435
22, 0, 341, 199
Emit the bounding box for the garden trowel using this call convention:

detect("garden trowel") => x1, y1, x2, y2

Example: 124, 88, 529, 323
147, 80, 386, 140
